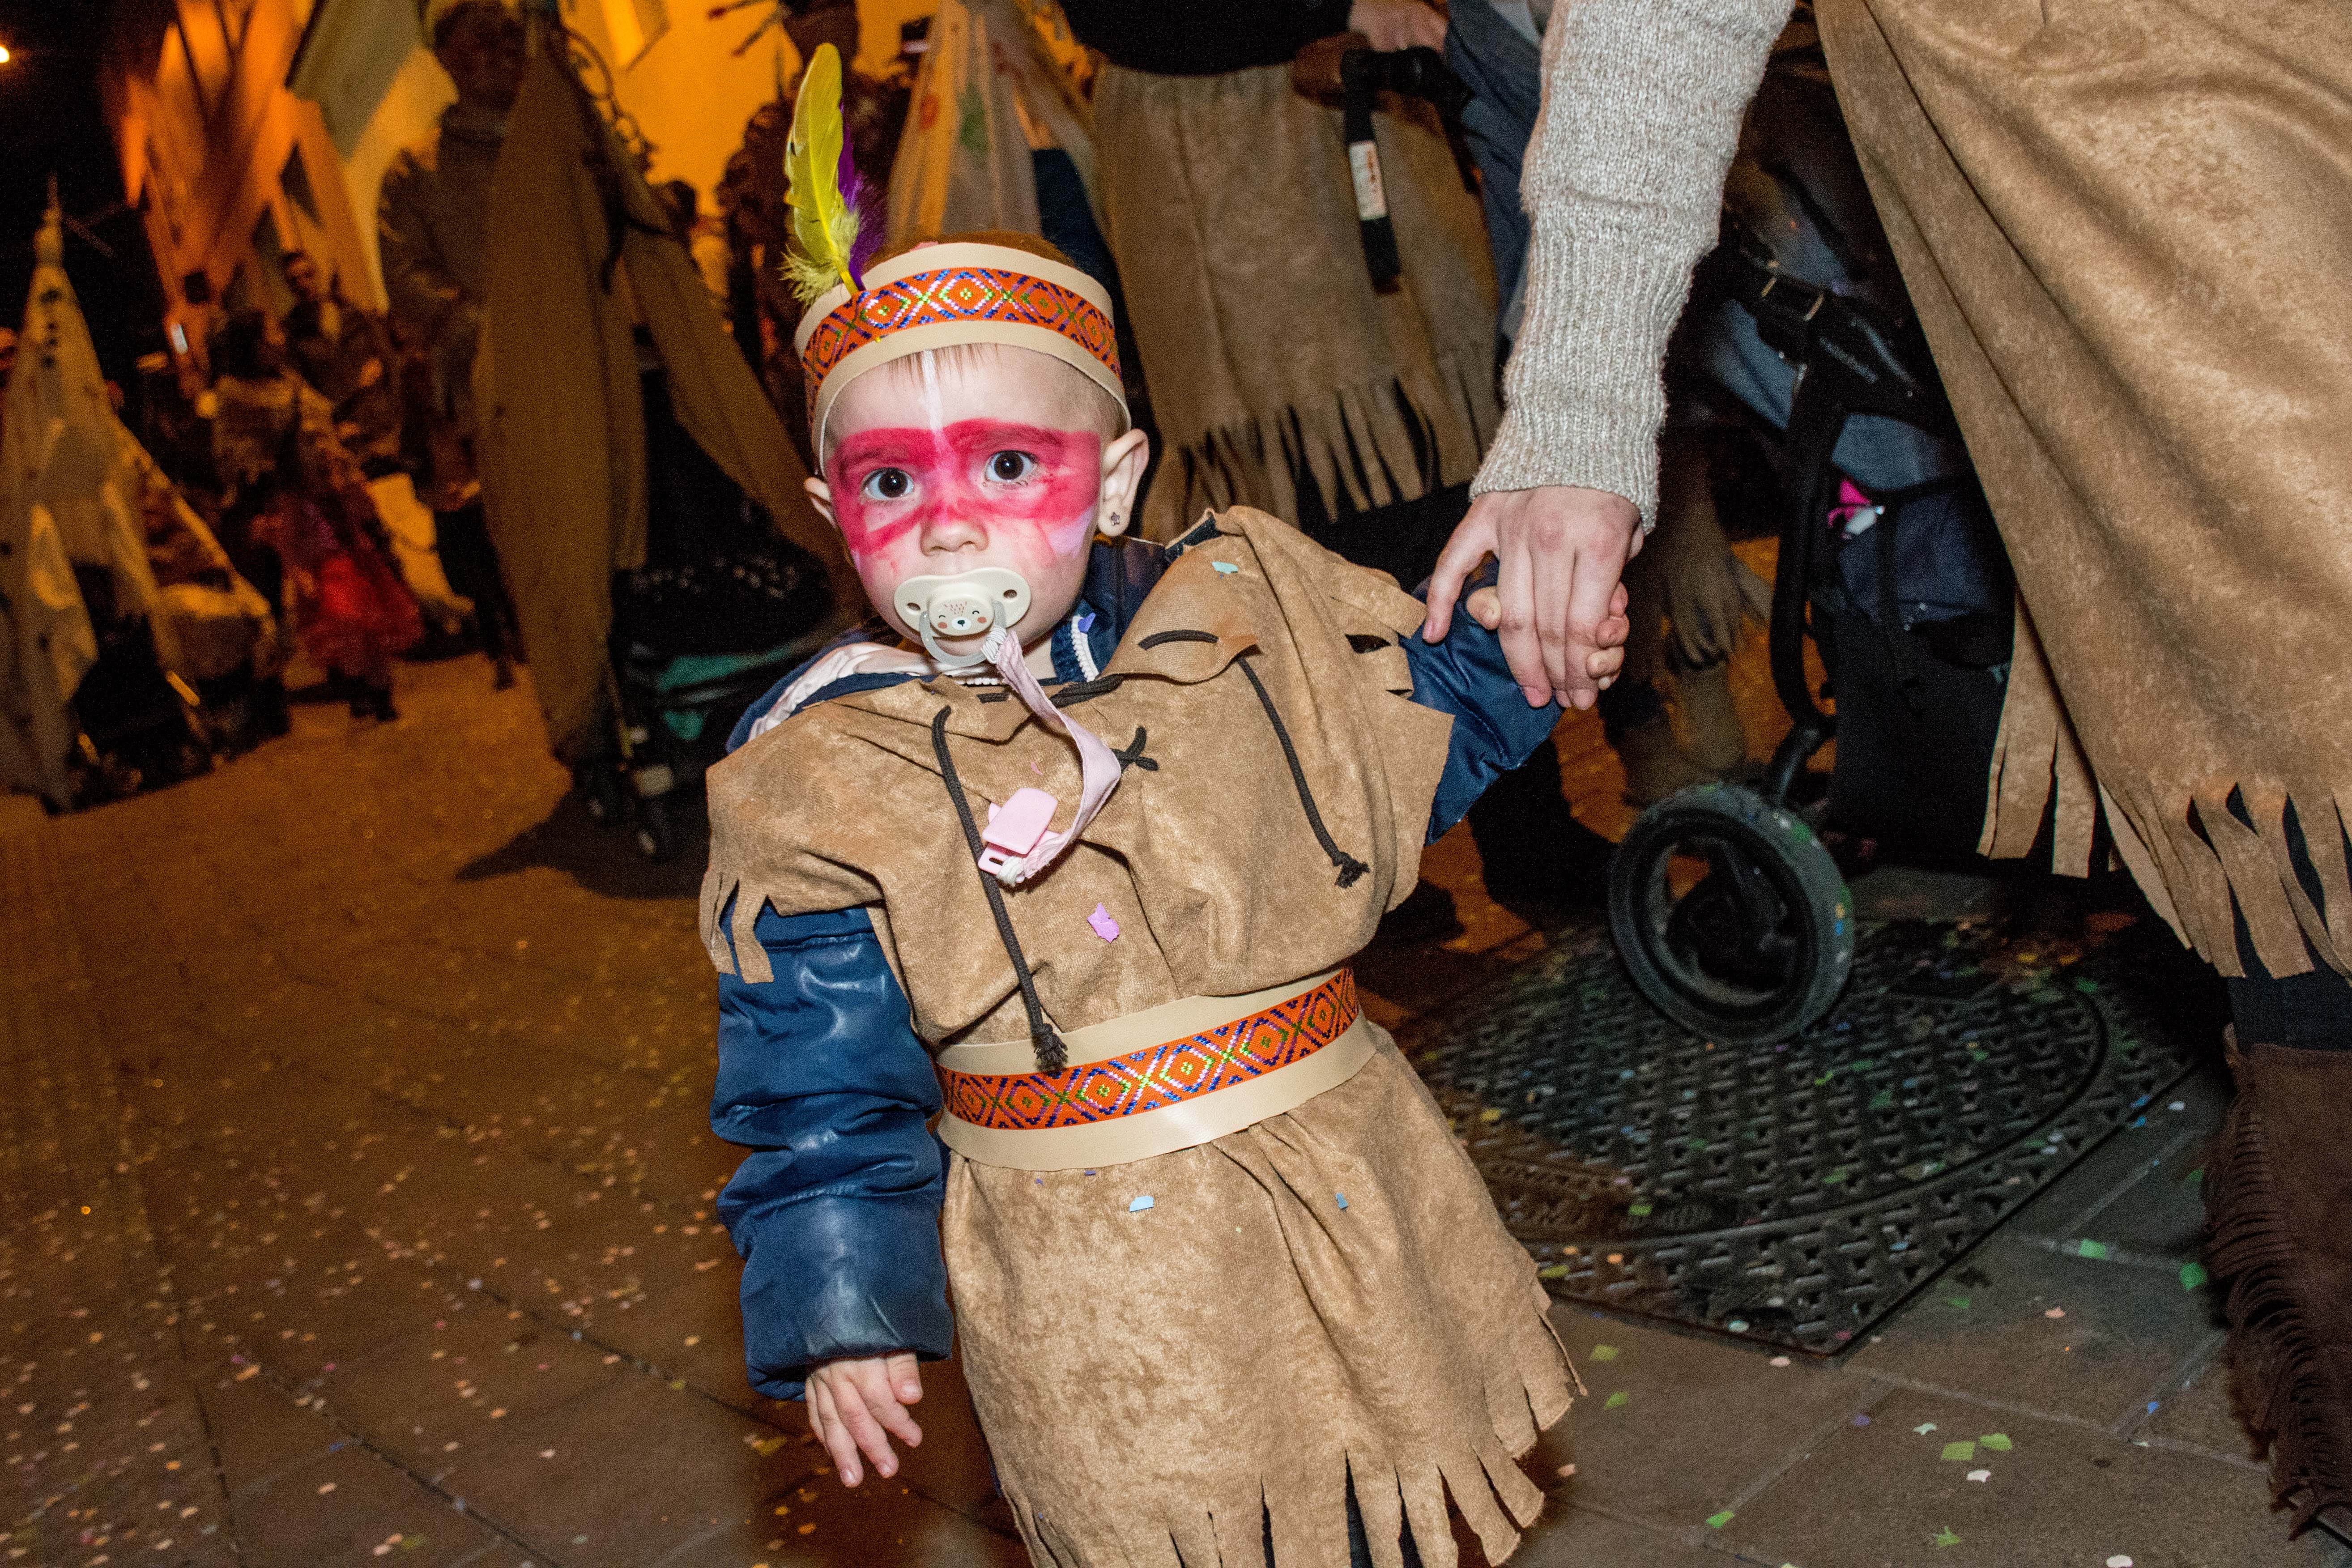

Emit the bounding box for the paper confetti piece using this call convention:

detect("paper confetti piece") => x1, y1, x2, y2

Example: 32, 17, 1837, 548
1590, 1346, 1619, 1361
2179, 1261, 2208, 1291
1556, 1463, 1576, 1477
2107, 1558, 2133, 1567
1128, 1195, 1155, 1213
1941, 1441, 1976, 1462
1334, 1192, 1349, 1210
1087, 904, 1121, 942
1965, 1469, 1990, 1483
2077, 1240, 2112, 1259
1074, 612, 1095, 633
1943, 1295, 1971, 1311
1978, 1433, 2011, 1452
1914, 1423, 1938, 1435
1604, 1391, 1630, 1410
752, 1436, 787, 1456
1211, 561, 1240, 575
1705, 1511, 1734, 1529
1934, 1528, 1961, 1547
1852, 1415, 1871, 1427
2045, 1307, 2067, 1319
1769, 1356, 1791, 1368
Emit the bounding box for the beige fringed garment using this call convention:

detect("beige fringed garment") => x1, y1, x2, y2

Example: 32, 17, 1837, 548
703, 511, 1573, 1568
1093, 66, 1502, 541
1816, 0, 2352, 979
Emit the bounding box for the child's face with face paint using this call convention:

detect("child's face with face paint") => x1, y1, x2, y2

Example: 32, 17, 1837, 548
807, 345, 1146, 666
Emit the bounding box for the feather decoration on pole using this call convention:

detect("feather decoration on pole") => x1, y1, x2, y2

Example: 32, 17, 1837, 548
781, 43, 880, 303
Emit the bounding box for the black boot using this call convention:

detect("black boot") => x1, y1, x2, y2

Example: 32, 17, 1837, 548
1466, 736, 1614, 917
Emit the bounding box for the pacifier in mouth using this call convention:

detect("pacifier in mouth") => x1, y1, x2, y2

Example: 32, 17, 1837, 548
895, 567, 1033, 669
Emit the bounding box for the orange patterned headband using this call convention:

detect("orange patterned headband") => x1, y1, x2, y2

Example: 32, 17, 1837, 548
793, 242, 1126, 451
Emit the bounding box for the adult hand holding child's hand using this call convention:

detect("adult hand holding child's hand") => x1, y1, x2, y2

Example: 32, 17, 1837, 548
806, 1353, 924, 1487
1425, 485, 1644, 711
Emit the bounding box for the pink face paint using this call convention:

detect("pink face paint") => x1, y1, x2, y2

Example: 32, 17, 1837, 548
827, 420, 1102, 592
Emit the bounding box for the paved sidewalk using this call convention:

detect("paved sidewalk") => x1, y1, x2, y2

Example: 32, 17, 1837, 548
2, 652, 2343, 1568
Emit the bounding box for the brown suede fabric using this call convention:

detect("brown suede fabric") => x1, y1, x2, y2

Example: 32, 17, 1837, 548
1815, 0, 2352, 979
2206, 1035, 2352, 1534
701, 509, 1574, 1566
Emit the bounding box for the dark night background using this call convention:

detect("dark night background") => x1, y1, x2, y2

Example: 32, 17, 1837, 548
0, 0, 167, 385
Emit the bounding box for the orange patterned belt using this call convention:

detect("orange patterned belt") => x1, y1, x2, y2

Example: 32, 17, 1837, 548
935, 969, 1373, 1171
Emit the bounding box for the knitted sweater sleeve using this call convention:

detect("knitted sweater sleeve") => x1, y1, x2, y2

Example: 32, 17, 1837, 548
1470, 0, 1795, 522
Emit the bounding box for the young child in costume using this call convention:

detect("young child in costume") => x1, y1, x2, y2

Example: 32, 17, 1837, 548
705, 47, 1624, 1568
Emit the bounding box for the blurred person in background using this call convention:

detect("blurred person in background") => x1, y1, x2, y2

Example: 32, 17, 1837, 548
211, 310, 420, 723
379, 0, 526, 690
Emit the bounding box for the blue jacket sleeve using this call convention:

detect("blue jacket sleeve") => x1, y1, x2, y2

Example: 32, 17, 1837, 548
1401, 590, 1564, 842
711, 901, 953, 1402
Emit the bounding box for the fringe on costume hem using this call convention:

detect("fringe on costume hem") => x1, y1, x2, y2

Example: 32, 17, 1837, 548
1977, 599, 2352, 980
1140, 350, 1500, 545
1004, 1285, 1575, 1568
2204, 1048, 2352, 1534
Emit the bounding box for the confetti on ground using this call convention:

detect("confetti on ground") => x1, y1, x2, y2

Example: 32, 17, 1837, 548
1942, 1441, 1977, 1462
2180, 1261, 2209, 1291
1556, 1464, 1576, 1477
1852, 1415, 1871, 1427
2169, 1101, 2185, 1112
1128, 1195, 1155, 1213
1705, 1511, 1734, 1529
1979, 1434, 2011, 1452
1966, 1469, 1990, 1482
2107, 1557, 2133, 1567
2078, 1240, 2112, 1259
1590, 1346, 1619, 1361
1934, 1528, 1961, 1547
318, 1482, 337, 1495
1087, 904, 1121, 942
1943, 1295, 1971, 1311
2046, 1307, 2067, 1319
1211, 561, 1239, 575
1727, 1318, 1749, 1332
1769, 1356, 1791, 1368
1914, 1423, 1938, 1435
1604, 1391, 1630, 1410
1334, 1192, 1349, 1210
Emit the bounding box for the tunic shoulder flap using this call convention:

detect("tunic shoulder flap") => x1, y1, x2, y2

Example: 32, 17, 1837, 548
699, 507, 1453, 1046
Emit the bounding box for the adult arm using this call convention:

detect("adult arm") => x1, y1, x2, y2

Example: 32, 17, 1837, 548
375, 157, 476, 364
1426, 0, 1795, 706
710, 903, 952, 1405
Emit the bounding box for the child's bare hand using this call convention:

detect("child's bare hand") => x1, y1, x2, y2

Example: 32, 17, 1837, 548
1466, 583, 1631, 691
805, 1353, 923, 1487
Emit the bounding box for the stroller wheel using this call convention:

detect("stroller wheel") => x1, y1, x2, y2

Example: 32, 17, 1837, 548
635, 795, 678, 862
1608, 783, 1854, 1044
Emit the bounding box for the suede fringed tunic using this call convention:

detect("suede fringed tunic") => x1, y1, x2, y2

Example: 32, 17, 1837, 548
703, 510, 1573, 1568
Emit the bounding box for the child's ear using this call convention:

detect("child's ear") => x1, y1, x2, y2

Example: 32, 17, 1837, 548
1095, 429, 1150, 539
804, 473, 838, 530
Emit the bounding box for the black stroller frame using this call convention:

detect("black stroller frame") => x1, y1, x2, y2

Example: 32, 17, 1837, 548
1604, 224, 1987, 1044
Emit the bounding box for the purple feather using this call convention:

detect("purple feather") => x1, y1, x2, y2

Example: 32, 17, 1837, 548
836, 139, 884, 280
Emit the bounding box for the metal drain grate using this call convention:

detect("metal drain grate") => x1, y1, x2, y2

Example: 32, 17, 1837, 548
1405, 920, 2205, 1355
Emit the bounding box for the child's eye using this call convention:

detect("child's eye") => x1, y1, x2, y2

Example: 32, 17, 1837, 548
986, 451, 1037, 483
861, 468, 913, 501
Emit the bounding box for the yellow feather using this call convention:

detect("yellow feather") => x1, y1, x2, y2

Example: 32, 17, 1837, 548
784, 43, 857, 301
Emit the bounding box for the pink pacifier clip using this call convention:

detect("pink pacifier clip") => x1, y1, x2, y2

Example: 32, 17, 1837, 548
972, 628, 1122, 886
